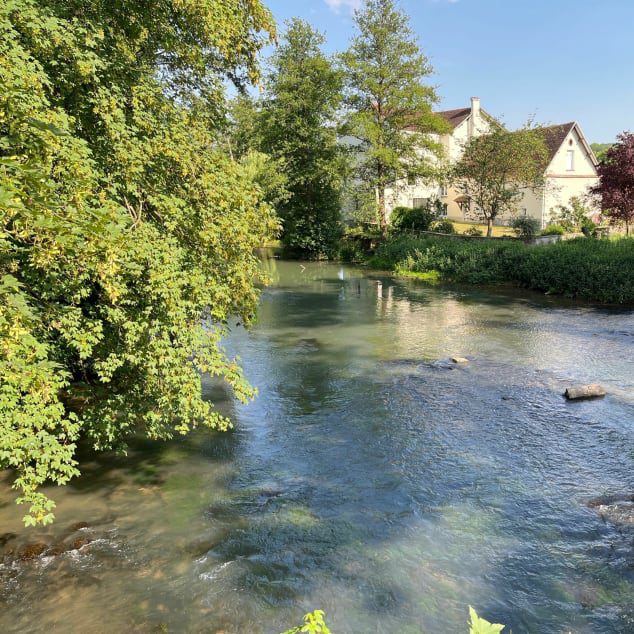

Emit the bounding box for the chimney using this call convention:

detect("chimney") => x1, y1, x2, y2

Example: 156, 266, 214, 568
469, 97, 480, 137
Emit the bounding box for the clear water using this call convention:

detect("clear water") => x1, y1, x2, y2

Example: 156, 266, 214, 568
1, 258, 634, 633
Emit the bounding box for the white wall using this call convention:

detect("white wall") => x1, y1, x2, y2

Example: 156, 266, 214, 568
385, 102, 495, 221
542, 126, 599, 224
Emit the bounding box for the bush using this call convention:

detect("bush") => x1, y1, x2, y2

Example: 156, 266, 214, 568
581, 216, 597, 236
390, 204, 436, 232
430, 219, 455, 234
371, 234, 634, 303
464, 226, 484, 237
511, 216, 541, 238
338, 239, 366, 262
541, 224, 565, 236
551, 196, 593, 232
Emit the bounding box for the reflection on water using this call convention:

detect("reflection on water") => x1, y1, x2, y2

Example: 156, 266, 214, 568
1, 258, 634, 633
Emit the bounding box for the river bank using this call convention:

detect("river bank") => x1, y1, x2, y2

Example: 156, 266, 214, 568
356, 234, 634, 305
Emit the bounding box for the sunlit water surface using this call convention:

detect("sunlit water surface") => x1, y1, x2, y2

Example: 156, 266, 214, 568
1, 259, 634, 633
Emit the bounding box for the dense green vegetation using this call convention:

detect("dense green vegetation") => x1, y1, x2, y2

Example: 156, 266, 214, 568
592, 131, 634, 235
591, 142, 613, 161
231, 19, 345, 258
341, 0, 448, 233
390, 204, 438, 232
0, 0, 278, 524
453, 125, 548, 237
371, 234, 634, 304
550, 195, 597, 235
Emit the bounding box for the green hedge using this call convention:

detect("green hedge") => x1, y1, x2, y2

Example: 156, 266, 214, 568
370, 235, 634, 304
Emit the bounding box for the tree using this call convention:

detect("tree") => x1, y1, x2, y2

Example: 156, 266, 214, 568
592, 131, 634, 235
453, 126, 548, 237
258, 18, 345, 257
342, 0, 448, 235
550, 196, 594, 233
1, 0, 278, 524
590, 143, 612, 162
225, 97, 290, 210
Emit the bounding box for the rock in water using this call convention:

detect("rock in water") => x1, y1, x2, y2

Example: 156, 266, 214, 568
451, 356, 469, 364
564, 384, 606, 400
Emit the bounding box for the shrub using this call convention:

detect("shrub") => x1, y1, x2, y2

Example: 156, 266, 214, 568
430, 219, 455, 234
391, 204, 436, 232
541, 224, 565, 236
550, 196, 592, 232
511, 216, 541, 238
371, 234, 634, 303
338, 239, 366, 262
464, 226, 484, 237
581, 216, 597, 236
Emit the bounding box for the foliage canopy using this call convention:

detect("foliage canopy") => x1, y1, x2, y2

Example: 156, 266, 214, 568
257, 18, 345, 257
342, 0, 449, 234
453, 125, 548, 237
0, 0, 278, 524
592, 131, 634, 235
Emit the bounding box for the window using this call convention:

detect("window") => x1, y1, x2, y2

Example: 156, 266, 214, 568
412, 197, 429, 208
439, 184, 448, 197
407, 174, 417, 186
566, 150, 575, 171
440, 203, 448, 216
458, 198, 471, 214
521, 207, 527, 217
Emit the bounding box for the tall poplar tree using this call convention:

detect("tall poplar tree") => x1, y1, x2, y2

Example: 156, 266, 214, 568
342, 0, 448, 234
259, 18, 345, 257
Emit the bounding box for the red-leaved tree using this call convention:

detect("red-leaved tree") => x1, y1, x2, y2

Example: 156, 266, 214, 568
592, 131, 634, 235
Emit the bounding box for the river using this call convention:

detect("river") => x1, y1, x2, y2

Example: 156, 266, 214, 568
1, 258, 633, 633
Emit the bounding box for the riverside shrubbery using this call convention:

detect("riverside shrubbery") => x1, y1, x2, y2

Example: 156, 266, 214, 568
371, 235, 634, 304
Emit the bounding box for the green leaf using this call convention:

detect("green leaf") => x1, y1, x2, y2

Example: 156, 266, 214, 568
469, 606, 505, 634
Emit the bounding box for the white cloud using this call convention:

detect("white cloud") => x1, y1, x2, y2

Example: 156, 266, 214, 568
324, 0, 362, 15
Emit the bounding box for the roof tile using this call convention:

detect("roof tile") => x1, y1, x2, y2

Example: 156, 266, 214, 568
435, 107, 471, 129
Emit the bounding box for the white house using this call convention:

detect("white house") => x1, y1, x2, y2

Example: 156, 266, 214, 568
385, 97, 496, 220
515, 121, 599, 227
384, 98, 599, 228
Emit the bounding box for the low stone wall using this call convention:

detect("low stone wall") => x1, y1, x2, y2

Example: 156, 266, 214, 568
411, 230, 563, 245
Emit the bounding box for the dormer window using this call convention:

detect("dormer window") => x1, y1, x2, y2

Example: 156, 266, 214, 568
566, 149, 575, 171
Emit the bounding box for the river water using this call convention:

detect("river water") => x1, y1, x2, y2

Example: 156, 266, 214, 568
1, 259, 634, 633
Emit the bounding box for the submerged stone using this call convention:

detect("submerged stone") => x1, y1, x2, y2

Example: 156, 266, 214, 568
0, 533, 17, 547
586, 494, 634, 527
16, 542, 48, 561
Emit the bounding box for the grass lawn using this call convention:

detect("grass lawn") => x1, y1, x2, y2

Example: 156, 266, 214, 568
451, 220, 516, 237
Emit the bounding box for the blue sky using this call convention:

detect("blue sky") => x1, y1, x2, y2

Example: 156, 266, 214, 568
262, 0, 634, 142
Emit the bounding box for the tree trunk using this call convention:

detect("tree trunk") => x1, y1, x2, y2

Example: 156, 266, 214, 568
378, 185, 387, 237
486, 217, 493, 238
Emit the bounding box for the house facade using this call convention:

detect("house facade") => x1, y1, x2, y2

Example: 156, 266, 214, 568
385, 98, 599, 228
516, 122, 599, 227
385, 97, 496, 221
